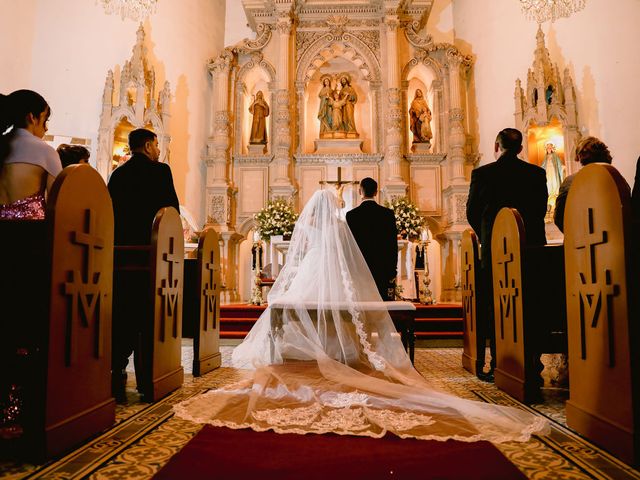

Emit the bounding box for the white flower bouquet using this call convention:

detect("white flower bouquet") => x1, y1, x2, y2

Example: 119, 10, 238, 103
384, 197, 424, 241
254, 199, 298, 241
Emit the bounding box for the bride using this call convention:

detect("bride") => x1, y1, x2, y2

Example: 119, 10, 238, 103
174, 190, 548, 442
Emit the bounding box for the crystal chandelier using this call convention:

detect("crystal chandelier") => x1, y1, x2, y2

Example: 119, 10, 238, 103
520, 0, 586, 23
98, 0, 158, 22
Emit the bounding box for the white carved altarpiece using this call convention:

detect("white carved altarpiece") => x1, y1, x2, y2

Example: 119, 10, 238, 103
96, 25, 171, 180
207, 1, 476, 303
515, 26, 579, 237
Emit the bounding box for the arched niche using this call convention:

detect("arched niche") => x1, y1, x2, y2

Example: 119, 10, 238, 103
96, 26, 171, 179
401, 56, 446, 155
234, 54, 276, 155
303, 56, 373, 153
295, 35, 382, 154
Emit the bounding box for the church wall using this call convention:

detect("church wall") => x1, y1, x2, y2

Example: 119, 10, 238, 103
452, 0, 640, 186
0, 0, 38, 92
4, 0, 226, 226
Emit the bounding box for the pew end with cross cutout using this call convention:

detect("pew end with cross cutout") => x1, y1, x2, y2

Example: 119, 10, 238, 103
182, 227, 222, 376
461, 229, 484, 376
113, 207, 184, 403
0, 164, 115, 460
563, 163, 640, 466
491, 207, 567, 404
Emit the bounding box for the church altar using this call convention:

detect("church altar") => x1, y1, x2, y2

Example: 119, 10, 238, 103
204, 2, 476, 304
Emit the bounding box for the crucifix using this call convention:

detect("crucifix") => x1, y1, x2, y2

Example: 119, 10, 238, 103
319, 166, 359, 208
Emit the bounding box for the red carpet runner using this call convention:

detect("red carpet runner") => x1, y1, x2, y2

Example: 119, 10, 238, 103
154, 425, 526, 479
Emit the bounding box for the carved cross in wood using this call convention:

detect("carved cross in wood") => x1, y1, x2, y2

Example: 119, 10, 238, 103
64, 209, 105, 366
495, 236, 519, 343
319, 167, 359, 207
575, 207, 618, 366
202, 249, 217, 331
461, 250, 474, 332
159, 237, 181, 341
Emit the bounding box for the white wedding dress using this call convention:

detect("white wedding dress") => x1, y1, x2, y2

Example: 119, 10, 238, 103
174, 190, 548, 442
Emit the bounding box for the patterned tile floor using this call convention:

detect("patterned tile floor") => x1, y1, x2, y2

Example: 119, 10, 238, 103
1, 346, 638, 480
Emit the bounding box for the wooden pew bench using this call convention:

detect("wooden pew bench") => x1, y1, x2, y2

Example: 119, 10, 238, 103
268, 301, 416, 364
563, 164, 638, 465
0, 165, 115, 460
491, 207, 567, 403
112, 207, 184, 402
461, 229, 483, 375
181, 228, 222, 376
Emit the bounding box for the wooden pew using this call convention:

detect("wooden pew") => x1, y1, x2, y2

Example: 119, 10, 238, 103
113, 207, 184, 402
491, 207, 567, 403
0, 164, 115, 460
461, 229, 483, 375
563, 164, 638, 465
182, 228, 222, 376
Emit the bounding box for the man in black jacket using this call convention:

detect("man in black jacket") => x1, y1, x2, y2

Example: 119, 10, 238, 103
107, 128, 180, 401
466, 128, 548, 381
108, 128, 180, 245
346, 177, 398, 300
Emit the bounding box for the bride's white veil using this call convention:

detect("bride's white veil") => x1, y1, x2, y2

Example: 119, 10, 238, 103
175, 189, 548, 442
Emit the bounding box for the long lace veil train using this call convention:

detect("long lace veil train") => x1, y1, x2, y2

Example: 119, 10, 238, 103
174, 190, 548, 442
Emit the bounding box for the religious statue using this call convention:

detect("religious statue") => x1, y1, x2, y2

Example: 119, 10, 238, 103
540, 142, 564, 201
318, 75, 334, 137
329, 90, 347, 136
409, 89, 432, 144
338, 74, 358, 137
249, 91, 270, 145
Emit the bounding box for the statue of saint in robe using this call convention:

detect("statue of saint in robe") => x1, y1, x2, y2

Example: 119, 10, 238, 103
338, 74, 358, 137
409, 89, 432, 143
249, 91, 270, 145
318, 75, 334, 138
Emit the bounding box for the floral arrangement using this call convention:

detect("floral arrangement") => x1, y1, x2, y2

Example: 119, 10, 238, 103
385, 197, 424, 241
254, 198, 298, 241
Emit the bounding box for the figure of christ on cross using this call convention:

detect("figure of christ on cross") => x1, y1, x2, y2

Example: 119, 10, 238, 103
319, 166, 359, 208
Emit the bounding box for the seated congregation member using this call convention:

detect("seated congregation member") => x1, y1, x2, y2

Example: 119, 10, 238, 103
0, 90, 62, 220
0, 90, 61, 437
57, 143, 90, 169
107, 128, 179, 402
554, 136, 613, 232
346, 177, 398, 300
466, 128, 548, 382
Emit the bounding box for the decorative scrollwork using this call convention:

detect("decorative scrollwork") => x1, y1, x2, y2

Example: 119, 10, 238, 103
404, 21, 433, 49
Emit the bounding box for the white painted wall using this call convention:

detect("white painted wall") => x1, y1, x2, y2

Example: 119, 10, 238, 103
0, 0, 38, 92
452, 0, 640, 186
1, 0, 226, 226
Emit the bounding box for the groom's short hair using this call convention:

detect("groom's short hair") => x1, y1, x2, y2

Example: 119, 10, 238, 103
360, 177, 377, 197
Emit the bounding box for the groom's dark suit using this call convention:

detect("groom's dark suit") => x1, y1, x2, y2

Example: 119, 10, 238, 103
346, 199, 398, 300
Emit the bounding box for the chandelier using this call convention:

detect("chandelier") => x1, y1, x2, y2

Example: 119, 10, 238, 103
520, 0, 586, 23
98, 0, 158, 22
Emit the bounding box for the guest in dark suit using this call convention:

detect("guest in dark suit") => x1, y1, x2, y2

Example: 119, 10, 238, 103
107, 128, 180, 402
554, 136, 612, 232
466, 128, 548, 381
346, 177, 398, 300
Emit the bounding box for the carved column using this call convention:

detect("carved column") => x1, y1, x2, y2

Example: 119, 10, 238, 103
205, 50, 235, 231
271, 12, 295, 199
447, 52, 466, 184
383, 15, 407, 200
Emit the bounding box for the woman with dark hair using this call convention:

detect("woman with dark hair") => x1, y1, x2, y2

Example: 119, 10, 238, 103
0, 89, 62, 220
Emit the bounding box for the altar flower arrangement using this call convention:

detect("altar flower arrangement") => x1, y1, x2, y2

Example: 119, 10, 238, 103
254, 199, 299, 241
385, 197, 424, 241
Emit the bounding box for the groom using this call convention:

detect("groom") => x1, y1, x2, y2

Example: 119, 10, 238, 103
346, 178, 398, 300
